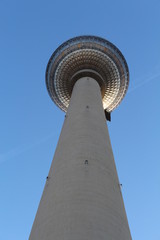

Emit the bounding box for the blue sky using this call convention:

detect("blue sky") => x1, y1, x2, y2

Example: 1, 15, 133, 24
0, 0, 160, 239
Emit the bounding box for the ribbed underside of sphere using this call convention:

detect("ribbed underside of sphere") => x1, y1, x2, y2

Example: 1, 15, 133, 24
46, 36, 129, 112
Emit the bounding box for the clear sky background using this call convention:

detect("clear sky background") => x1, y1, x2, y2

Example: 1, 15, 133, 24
0, 0, 160, 239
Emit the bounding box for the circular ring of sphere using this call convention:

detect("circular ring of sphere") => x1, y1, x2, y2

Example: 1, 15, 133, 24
46, 36, 129, 112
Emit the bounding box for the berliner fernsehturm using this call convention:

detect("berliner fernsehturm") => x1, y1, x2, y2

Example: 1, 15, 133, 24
29, 36, 132, 240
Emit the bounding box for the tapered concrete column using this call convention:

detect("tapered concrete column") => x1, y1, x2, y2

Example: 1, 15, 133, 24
29, 77, 131, 240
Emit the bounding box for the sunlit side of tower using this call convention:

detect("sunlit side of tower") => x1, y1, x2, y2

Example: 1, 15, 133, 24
29, 36, 132, 240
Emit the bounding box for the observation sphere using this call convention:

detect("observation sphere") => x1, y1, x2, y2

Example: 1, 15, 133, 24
46, 36, 129, 112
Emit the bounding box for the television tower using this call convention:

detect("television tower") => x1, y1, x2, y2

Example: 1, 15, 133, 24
29, 36, 132, 240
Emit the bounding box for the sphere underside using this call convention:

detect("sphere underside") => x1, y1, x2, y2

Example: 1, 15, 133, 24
46, 36, 129, 112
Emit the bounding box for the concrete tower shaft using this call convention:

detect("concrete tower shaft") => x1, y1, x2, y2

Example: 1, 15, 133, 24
29, 77, 131, 240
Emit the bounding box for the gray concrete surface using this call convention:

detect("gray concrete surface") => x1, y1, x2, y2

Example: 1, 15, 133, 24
29, 77, 132, 240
